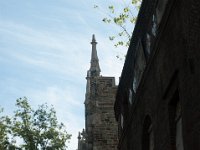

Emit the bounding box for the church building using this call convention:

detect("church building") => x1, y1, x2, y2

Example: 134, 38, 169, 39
77, 35, 118, 150
115, 0, 200, 150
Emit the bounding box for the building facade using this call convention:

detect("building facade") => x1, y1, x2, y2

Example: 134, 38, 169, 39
77, 35, 118, 150
115, 0, 200, 150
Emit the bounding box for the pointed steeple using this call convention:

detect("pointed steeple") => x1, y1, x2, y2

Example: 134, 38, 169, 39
89, 34, 101, 77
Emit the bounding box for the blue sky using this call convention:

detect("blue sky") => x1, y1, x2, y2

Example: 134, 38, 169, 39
0, 0, 134, 149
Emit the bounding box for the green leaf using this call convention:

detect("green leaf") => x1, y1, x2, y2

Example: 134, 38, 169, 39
109, 36, 115, 41
124, 7, 129, 13
94, 5, 98, 8
108, 5, 114, 13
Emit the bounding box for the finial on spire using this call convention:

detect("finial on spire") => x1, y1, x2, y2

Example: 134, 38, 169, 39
88, 34, 101, 77
91, 34, 97, 44
92, 34, 95, 41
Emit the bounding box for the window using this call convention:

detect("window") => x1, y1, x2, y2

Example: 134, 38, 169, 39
133, 40, 146, 93
121, 114, 124, 129
152, 14, 157, 36
156, 0, 168, 25
133, 77, 137, 93
129, 89, 133, 105
149, 125, 154, 150
142, 116, 154, 150
146, 33, 151, 55
168, 91, 184, 150
175, 101, 184, 150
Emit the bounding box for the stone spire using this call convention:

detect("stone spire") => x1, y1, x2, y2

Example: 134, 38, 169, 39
89, 34, 101, 77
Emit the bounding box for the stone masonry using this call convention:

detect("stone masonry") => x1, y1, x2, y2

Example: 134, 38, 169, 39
77, 35, 118, 150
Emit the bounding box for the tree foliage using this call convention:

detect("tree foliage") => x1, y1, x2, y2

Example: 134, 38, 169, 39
95, 0, 141, 49
0, 108, 10, 149
0, 97, 71, 150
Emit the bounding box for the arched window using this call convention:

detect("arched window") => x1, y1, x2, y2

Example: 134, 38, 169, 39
120, 113, 124, 129
133, 39, 146, 93
152, 14, 157, 36
128, 89, 133, 105
146, 33, 151, 55
168, 91, 184, 150
156, 0, 168, 26
142, 116, 154, 150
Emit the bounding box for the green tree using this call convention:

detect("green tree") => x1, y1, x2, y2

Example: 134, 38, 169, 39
95, 0, 141, 49
0, 108, 10, 149
10, 97, 71, 150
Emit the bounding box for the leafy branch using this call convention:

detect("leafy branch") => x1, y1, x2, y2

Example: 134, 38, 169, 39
95, 0, 141, 49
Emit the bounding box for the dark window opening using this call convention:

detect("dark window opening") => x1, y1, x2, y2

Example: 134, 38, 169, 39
168, 91, 184, 150
142, 116, 154, 150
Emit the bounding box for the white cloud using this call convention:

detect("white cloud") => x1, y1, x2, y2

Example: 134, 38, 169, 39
0, 20, 90, 76
0, 1, 127, 149
0, 20, 124, 81
0, 20, 124, 149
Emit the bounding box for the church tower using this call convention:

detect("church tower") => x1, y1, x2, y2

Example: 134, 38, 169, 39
78, 35, 118, 150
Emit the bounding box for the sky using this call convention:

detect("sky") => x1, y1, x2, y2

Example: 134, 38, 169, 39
0, 0, 134, 149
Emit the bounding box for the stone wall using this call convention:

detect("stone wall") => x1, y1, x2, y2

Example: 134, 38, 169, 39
91, 77, 118, 150
78, 35, 118, 150
115, 0, 200, 149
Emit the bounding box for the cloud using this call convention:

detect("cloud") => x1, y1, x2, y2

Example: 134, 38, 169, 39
0, 20, 124, 150
0, 19, 124, 81
0, 20, 90, 76
0, 20, 77, 51
0, 1, 127, 149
